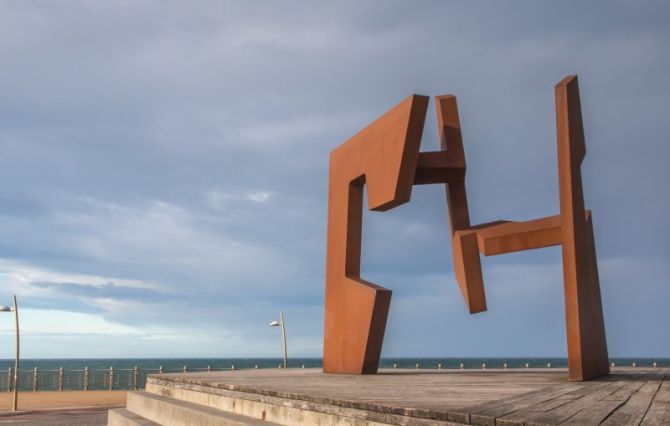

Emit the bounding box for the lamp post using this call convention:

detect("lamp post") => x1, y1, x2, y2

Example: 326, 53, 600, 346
269, 312, 287, 369
1, 295, 19, 411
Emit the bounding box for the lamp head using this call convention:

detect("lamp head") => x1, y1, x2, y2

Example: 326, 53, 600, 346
0, 305, 12, 312
269, 320, 282, 327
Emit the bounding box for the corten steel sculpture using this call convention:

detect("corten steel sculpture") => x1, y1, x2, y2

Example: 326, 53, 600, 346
323, 75, 609, 381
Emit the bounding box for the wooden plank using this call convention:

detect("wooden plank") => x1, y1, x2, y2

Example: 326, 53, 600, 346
521, 381, 627, 425
560, 399, 628, 426
639, 375, 670, 426
447, 383, 572, 424
558, 378, 647, 426
496, 381, 615, 426
496, 398, 578, 426
468, 384, 581, 426
600, 381, 662, 426
602, 375, 647, 401
499, 380, 643, 426
446, 388, 546, 424
641, 401, 670, 425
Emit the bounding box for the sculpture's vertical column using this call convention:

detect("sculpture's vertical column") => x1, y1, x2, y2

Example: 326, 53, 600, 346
556, 75, 609, 381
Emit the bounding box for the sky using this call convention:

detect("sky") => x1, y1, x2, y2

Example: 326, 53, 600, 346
0, 1, 668, 359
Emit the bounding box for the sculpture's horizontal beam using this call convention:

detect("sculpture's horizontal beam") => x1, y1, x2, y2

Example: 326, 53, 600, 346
413, 151, 465, 185
459, 210, 591, 256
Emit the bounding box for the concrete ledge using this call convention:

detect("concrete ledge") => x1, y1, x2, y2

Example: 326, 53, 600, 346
146, 368, 568, 425
108, 408, 160, 426
146, 378, 467, 425
126, 390, 279, 426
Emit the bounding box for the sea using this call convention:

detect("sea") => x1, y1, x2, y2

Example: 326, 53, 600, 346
0, 358, 666, 392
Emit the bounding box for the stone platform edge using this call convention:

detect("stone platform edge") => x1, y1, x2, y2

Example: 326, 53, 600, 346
147, 372, 543, 425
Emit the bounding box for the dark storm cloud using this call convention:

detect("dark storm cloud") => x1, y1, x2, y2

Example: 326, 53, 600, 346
0, 0, 668, 357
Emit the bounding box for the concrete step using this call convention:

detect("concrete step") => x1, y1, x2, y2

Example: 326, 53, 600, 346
145, 378, 444, 425
126, 390, 279, 426
108, 408, 160, 426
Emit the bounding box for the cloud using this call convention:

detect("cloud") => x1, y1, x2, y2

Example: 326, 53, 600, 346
246, 191, 276, 203
0, 0, 668, 357
207, 189, 278, 208
30, 281, 168, 302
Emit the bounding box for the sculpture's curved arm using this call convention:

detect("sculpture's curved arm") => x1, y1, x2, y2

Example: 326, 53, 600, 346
323, 95, 428, 374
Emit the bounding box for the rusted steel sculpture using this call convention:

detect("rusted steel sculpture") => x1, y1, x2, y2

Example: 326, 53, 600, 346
323, 75, 609, 381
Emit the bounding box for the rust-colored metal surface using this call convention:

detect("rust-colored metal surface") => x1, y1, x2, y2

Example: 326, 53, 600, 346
323, 95, 428, 375
323, 76, 609, 381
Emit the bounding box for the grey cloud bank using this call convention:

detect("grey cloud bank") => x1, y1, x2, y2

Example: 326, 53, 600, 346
0, 0, 668, 358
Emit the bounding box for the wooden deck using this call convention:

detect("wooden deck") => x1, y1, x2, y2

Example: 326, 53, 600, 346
153, 367, 669, 425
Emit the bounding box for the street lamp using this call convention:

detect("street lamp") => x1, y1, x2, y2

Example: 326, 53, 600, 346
1, 295, 19, 411
269, 312, 287, 369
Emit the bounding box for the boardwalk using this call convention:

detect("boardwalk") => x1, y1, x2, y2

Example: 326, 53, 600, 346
148, 367, 669, 425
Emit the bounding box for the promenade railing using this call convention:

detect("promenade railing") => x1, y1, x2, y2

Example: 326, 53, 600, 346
0, 360, 665, 392
0, 366, 233, 392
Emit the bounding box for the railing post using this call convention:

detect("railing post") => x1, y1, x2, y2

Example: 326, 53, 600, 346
59, 367, 64, 391
7, 368, 12, 392
109, 367, 114, 391
133, 366, 138, 390
32, 367, 38, 391
84, 367, 89, 391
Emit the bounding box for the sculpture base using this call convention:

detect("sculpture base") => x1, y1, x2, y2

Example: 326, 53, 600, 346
108, 367, 666, 426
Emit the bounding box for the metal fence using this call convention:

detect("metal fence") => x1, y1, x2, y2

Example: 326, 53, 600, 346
0, 360, 665, 392
379, 360, 665, 370
0, 366, 233, 392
